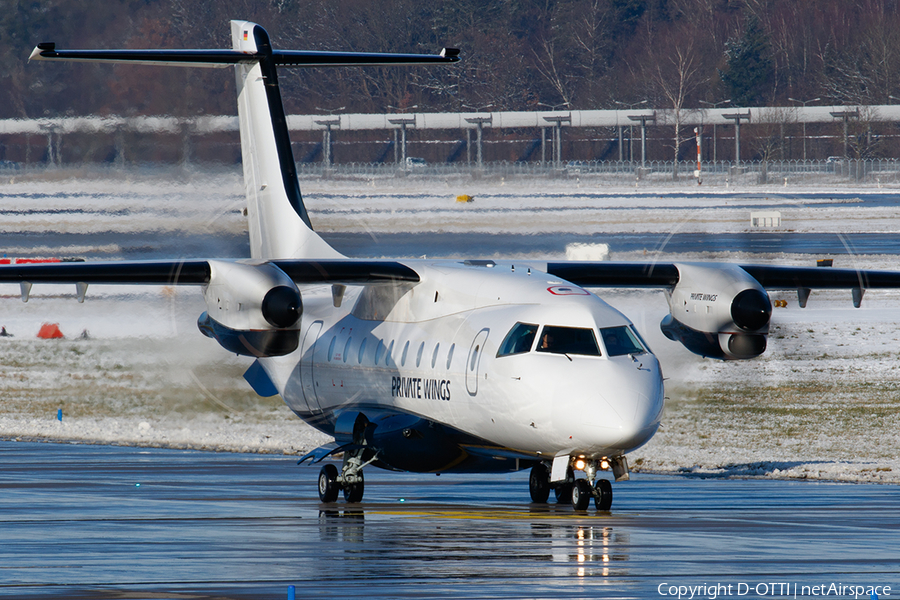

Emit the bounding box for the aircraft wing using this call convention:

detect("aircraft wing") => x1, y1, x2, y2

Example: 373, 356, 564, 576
0, 259, 419, 287
544, 262, 900, 291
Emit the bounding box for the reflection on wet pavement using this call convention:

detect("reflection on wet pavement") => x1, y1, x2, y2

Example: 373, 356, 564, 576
1, 442, 898, 599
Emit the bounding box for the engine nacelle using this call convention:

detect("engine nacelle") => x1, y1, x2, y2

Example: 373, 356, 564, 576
197, 260, 302, 357
660, 263, 771, 360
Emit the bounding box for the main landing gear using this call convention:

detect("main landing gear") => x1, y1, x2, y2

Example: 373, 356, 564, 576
529, 455, 627, 512
318, 448, 375, 503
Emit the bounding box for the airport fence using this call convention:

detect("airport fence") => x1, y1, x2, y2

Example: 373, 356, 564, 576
295, 158, 900, 187
6, 158, 900, 187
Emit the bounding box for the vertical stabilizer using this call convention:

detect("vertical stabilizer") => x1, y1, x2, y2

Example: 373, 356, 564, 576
231, 21, 342, 260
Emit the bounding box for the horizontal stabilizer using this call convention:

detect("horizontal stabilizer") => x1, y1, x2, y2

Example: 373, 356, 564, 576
30, 46, 460, 69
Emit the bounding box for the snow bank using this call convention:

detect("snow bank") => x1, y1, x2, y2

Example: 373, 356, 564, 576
2, 174, 900, 485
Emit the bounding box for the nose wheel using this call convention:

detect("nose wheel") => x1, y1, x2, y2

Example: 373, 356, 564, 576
570, 477, 613, 512
594, 479, 613, 511
572, 479, 593, 511
535, 456, 623, 512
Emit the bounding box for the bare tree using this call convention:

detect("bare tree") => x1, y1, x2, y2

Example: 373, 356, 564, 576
848, 106, 884, 160
748, 106, 795, 183
646, 39, 705, 179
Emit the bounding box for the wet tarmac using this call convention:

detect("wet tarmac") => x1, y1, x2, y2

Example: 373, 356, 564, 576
1, 441, 898, 599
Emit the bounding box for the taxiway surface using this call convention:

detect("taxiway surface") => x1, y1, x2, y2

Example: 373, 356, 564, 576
1, 441, 898, 599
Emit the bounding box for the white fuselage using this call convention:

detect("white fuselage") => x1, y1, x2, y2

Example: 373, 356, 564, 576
262, 260, 665, 465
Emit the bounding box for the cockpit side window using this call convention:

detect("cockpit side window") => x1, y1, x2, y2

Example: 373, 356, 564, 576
600, 326, 646, 357
496, 322, 539, 357
536, 325, 601, 356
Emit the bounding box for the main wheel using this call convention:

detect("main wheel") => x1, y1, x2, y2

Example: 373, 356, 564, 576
343, 470, 365, 503
554, 467, 574, 503
318, 464, 339, 503
529, 464, 551, 503
571, 479, 592, 511
594, 478, 613, 511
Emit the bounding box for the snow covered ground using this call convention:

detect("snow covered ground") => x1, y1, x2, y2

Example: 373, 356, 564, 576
2, 171, 900, 485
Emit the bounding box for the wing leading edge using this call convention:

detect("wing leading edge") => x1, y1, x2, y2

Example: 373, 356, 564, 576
545, 262, 900, 291
0, 259, 419, 287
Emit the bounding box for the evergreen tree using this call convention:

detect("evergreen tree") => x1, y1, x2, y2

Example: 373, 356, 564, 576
719, 15, 773, 107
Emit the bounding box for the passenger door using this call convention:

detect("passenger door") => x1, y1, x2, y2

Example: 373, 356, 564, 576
300, 321, 323, 413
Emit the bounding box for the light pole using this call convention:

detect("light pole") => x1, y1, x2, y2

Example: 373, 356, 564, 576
537, 102, 571, 168
628, 114, 656, 169
722, 111, 751, 167
315, 106, 344, 168
788, 97, 820, 161
699, 99, 730, 167
614, 100, 647, 164
830, 108, 860, 159
387, 105, 418, 166
461, 103, 494, 165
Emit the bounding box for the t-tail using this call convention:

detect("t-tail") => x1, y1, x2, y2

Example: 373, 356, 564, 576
30, 20, 459, 260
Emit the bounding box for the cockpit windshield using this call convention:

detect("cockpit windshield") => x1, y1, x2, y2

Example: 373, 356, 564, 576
497, 322, 539, 357
599, 326, 646, 357
536, 325, 601, 356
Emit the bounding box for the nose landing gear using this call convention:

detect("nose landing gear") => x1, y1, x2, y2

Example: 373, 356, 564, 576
530, 455, 626, 512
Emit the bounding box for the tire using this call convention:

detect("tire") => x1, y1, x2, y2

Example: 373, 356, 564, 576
554, 467, 574, 503
571, 479, 592, 511
529, 464, 551, 503
318, 464, 339, 503
594, 479, 613, 511
554, 482, 572, 503
343, 470, 365, 503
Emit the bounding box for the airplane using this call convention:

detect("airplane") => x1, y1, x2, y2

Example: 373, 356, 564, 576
9, 20, 900, 512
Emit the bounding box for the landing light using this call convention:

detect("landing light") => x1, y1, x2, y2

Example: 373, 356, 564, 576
600, 459, 610, 471
574, 459, 586, 471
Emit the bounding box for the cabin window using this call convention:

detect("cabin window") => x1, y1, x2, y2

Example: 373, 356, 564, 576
446, 344, 455, 369
536, 326, 601, 356
328, 336, 337, 362
599, 326, 646, 357
374, 339, 385, 365
343, 337, 352, 363
357, 338, 368, 364
386, 340, 395, 367
401, 341, 410, 366
497, 322, 539, 357
431, 343, 440, 368
416, 341, 425, 367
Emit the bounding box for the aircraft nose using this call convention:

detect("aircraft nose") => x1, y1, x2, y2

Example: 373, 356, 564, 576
603, 367, 663, 450
611, 390, 662, 449
569, 358, 664, 453
546, 355, 665, 454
